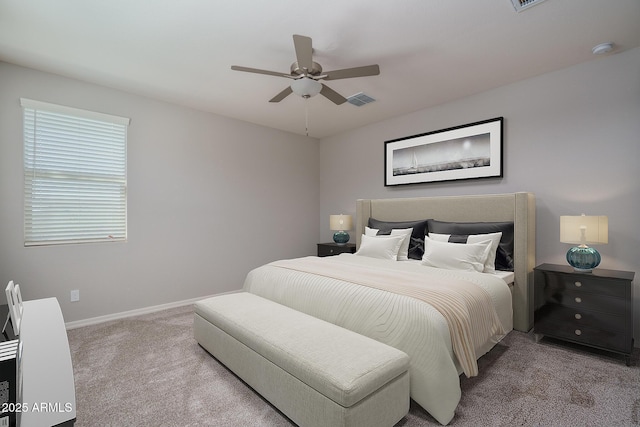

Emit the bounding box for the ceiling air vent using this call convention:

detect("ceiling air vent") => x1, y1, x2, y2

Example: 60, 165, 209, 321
347, 92, 376, 107
511, 0, 547, 12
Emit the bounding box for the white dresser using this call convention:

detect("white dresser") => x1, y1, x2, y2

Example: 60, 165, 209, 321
19, 298, 76, 427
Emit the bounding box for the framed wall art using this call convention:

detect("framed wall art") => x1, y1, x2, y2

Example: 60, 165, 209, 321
384, 117, 503, 186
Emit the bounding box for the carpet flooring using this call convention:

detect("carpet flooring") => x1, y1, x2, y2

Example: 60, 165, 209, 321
67, 304, 640, 426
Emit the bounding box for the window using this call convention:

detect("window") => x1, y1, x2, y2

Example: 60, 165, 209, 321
21, 99, 130, 246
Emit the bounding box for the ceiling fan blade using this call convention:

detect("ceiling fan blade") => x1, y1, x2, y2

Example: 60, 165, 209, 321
292, 34, 313, 72
323, 64, 380, 81
269, 86, 293, 103
231, 65, 292, 79
320, 84, 347, 105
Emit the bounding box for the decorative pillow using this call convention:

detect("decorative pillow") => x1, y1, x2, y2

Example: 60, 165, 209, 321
421, 237, 492, 273
368, 218, 429, 260
429, 232, 502, 274
427, 220, 515, 271
390, 228, 413, 261
364, 226, 379, 236
355, 234, 406, 260
362, 227, 412, 260
364, 227, 412, 261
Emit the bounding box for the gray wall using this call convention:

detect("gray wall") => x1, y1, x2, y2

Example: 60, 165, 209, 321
0, 62, 319, 323
319, 47, 640, 343
1, 47, 638, 335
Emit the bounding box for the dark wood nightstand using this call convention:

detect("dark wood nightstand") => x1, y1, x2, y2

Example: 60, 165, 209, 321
534, 263, 635, 365
317, 242, 356, 257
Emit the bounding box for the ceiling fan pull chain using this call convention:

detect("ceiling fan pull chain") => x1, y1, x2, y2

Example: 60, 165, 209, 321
305, 98, 309, 136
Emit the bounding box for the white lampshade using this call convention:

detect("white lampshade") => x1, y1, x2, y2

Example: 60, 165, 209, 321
330, 214, 352, 231
560, 215, 608, 245
290, 77, 322, 98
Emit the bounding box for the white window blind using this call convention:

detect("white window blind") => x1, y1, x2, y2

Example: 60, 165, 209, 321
21, 98, 130, 246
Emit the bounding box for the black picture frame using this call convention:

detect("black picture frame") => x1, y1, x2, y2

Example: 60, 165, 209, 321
384, 117, 503, 186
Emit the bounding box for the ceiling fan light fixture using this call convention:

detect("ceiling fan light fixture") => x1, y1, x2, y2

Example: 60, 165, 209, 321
290, 77, 322, 98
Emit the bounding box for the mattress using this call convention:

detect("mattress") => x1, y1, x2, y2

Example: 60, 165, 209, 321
493, 270, 515, 285
243, 253, 512, 425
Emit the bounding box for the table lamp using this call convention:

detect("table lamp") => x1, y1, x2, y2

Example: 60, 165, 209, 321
330, 214, 352, 245
560, 214, 608, 272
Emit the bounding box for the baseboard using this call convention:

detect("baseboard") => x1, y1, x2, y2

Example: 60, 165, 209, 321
65, 289, 242, 330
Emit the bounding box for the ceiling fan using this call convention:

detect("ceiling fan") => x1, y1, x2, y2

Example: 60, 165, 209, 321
231, 35, 380, 105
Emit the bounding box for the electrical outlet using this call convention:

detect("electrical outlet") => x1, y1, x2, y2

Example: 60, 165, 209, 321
70, 289, 80, 302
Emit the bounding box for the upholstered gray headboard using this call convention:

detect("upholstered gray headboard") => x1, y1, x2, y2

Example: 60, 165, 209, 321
356, 192, 535, 332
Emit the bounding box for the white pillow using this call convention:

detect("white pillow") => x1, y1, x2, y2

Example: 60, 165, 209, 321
421, 237, 492, 272
363, 227, 412, 261
364, 226, 379, 236
355, 234, 406, 260
428, 232, 502, 273
390, 228, 413, 261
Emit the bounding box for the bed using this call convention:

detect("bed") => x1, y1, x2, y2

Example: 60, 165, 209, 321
243, 192, 535, 425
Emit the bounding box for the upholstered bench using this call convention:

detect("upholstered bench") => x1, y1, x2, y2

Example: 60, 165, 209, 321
194, 292, 410, 427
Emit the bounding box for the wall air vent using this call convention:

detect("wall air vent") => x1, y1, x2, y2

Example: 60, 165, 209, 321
347, 92, 376, 107
511, 0, 547, 12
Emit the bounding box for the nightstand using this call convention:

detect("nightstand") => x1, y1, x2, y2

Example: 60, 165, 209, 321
534, 263, 635, 365
317, 242, 356, 257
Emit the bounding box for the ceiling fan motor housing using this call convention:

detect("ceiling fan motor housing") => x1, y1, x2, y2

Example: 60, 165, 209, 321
290, 61, 323, 77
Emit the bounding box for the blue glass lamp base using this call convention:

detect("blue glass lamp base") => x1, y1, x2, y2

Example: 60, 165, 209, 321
566, 246, 601, 272
333, 231, 350, 245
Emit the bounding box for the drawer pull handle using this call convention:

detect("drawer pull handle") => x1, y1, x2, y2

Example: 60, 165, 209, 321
575, 329, 582, 336
575, 313, 582, 320
574, 281, 582, 288
575, 297, 582, 303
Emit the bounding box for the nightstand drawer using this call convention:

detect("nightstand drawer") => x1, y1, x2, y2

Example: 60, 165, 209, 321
543, 271, 627, 298
535, 303, 625, 333
550, 290, 626, 313
537, 320, 630, 353
317, 243, 356, 257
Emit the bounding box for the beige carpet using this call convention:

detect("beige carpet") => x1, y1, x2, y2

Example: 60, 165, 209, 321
67, 304, 640, 426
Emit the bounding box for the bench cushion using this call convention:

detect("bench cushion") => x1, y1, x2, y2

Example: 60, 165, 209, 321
194, 292, 409, 408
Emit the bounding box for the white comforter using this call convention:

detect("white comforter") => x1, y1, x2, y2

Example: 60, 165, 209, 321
243, 254, 512, 425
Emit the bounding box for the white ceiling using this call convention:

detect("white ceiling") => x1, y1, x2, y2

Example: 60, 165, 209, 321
1, 0, 639, 139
